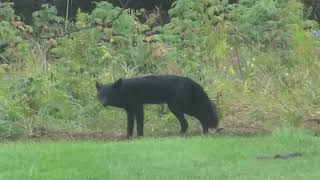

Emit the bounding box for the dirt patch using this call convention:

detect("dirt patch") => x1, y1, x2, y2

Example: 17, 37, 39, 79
304, 118, 320, 135
5, 117, 320, 142
219, 117, 272, 136
27, 127, 127, 141
24, 121, 272, 141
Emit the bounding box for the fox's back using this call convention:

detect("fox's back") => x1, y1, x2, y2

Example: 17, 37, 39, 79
121, 75, 193, 104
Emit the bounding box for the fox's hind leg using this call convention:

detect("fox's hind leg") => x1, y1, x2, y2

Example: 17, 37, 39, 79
135, 105, 144, 137
168, 104, 188, 134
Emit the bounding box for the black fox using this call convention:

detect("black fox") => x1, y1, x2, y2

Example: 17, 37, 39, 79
95, 75, 219, 138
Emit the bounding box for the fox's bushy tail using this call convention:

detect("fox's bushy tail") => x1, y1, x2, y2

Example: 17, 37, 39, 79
192, 82, 219, 129
207, 101, 219, 128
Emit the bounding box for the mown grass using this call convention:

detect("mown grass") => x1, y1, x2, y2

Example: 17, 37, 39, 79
0, 128, 319, 180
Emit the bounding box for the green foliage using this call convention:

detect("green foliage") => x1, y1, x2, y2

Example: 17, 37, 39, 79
228, 0, 304, 49
32, 4, 64, 36
0, 2, 34, 66
0, 21, 32, 65
0, 2, 15, 21
0, 0, 319, 139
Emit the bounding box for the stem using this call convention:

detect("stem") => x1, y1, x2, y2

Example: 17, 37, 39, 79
235, 47, 244, 81
64, 0, 70, 33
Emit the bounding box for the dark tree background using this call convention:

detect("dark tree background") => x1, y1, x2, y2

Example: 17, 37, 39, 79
1, 0, 319, 23
8, 0, 175, 23
302, 0, 320, 22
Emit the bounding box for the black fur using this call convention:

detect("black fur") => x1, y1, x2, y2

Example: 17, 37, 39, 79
96, 75, 219, 138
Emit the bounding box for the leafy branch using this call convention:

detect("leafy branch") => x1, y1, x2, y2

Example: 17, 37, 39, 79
39, 0, 133, 39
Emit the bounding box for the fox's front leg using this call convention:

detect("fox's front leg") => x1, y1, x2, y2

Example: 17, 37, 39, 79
126, 110, 134, 138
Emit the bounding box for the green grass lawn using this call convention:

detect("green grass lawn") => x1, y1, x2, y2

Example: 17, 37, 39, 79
0, 128, 319, 180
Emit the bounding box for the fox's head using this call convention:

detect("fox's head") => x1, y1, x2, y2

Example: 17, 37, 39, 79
95, 78, 123, 107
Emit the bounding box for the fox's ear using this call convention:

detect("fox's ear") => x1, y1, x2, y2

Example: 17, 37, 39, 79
95, 81, 102, 90
112, 78, 122, 89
